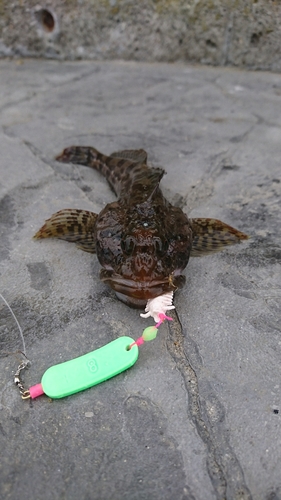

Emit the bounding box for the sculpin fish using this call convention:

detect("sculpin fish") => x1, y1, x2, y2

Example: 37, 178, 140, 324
34, 146, 249, 308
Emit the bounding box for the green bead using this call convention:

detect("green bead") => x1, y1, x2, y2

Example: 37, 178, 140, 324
142, 326, 158, 341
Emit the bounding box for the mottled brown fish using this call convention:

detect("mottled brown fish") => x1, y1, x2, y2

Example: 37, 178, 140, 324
34, 146, 249, 308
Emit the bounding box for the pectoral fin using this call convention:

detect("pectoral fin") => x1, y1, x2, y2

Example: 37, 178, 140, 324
190, 218, 249, 257
33, 209, 98, 253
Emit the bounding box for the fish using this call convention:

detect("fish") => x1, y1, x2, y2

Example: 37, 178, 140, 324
34, 146, 249, 308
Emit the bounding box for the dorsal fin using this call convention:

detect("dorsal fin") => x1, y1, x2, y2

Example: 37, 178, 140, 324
121, 167, 165, 204
110, 149, 148, 164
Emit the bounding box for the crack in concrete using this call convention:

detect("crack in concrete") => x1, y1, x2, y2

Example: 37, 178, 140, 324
253, 113, 281, 130
175, 150, 229, 212
228, 124, 256, 144
23, 140, 98, 206
23, 140, 58, 170
0, 91, 38, 115
0, 65, 100, 114
166, 309, 252, 500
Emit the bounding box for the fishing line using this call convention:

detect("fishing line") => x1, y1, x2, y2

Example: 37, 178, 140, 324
0, 293, 27, 357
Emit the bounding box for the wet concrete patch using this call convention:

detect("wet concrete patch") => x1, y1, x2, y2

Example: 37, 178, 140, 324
216, 270, 256, 299
0, 195, 15, 261
26, 262, 52, 292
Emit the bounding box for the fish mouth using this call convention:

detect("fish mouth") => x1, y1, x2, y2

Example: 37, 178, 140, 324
100, 269, 185, 308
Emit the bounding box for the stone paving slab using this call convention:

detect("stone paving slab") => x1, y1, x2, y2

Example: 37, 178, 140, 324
0, 59, 280, 500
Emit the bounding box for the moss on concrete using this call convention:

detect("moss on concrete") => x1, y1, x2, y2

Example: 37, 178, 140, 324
0, 0, 281, 70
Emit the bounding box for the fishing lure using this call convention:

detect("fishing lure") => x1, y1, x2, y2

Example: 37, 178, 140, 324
1, 292, 173, 401
28, 293, 173, 400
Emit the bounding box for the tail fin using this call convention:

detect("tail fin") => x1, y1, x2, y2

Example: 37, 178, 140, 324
55, 146, 150, 198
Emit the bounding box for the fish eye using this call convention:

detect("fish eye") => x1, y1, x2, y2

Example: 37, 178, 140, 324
100, 229, 112, 238
143, 222, 149, 228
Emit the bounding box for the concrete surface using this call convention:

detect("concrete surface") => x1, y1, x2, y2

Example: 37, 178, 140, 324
0, 59, 280, 500
1, 1, 281, 71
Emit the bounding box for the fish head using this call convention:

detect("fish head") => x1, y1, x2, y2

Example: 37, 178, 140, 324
96, 202, 192, 307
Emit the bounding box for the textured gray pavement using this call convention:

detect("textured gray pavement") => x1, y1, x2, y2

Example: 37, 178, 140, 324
0, 59, 280, 500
